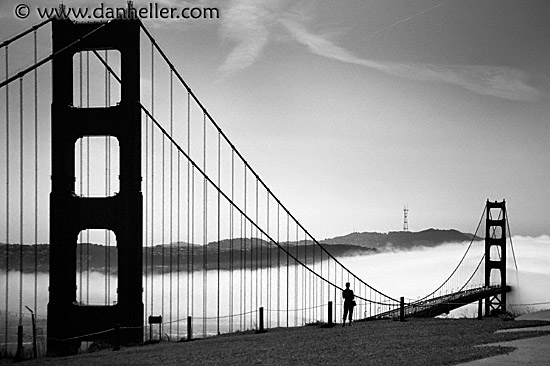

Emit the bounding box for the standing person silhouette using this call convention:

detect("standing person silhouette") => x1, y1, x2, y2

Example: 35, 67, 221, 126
342, 282, 355, 326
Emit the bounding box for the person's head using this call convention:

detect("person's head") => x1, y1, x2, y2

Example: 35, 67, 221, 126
345, 282, 350, 289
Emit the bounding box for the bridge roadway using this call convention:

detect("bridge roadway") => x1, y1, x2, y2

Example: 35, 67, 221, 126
370, 285, 512, 319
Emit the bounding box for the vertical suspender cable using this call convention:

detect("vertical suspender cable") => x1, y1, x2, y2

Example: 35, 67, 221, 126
191, 168, 195, 321
217, 131, 221, 335
33, 30, 39, 316
305, 234, 308, 322
186, 92, 190, 320
229, 149, 234, 332
255, 179, 259, 316
241, 165, 248, 330
239, 211, 243, 330
161, 68, 166, 333
151, 120, 157, 316
276, 204, 280, 327
144, 109, 149, 324
327, 244, 330, 319
202, 112, 207, 337
286, 213, 289, 327
176, 84, 181, 338
150, 41, 155, 318
4, 46, 10, 351
176, 114, 181, 339
19, 77, 24, 324
169, 70, 173, 338
294, 225, 298, 326
312, 233, 315, 320
265, 191, 272, 328
78, 51, 83, 304
251, 180, 256, 326
339, 266, 343, 321
353, 276, 361, 316
240, 184, 244, 330
250, 206, 254, 327
369, 288, 372, 317
86, 51, 90, 304
334, 260, 337, 321
320, 249, 323, 321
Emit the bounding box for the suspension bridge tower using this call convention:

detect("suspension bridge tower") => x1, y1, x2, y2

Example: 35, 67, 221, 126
48, 18, 143, 355
484, 199, 507, 316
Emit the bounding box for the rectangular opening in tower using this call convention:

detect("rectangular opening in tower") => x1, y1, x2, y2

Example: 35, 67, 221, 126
488, 207, 504, 221
488, 225, 503, 239
488, 268, 502, 286
73, 50, 121, 108
488, 244, 502, 261
76, 229, 118, 306
75, 136, 120, 197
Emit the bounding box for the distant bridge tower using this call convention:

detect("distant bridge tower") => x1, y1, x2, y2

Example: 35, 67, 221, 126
484, 200, 507, 316
403, 205, 409, 231
48, 19, 143, 355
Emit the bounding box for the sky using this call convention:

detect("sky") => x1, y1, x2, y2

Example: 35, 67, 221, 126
0, 0, 549, 240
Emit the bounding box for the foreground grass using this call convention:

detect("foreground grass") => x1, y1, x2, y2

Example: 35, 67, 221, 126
12, 318, 550, 366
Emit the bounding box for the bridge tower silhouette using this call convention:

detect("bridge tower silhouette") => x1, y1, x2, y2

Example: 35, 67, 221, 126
484, 200, 507, 316
47, 19, 143, 355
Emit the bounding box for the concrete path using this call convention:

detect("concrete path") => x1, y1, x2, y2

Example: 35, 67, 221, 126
458, 309, 550, 366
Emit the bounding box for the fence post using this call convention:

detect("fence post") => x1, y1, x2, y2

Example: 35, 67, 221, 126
259, 307, 264, 332
478, 299, 483, 320
328, 301, 333, 326
187, 316, 192, 341
400, 297, 405, 322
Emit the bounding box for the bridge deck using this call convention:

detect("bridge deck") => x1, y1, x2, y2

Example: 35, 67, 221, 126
369, 285, 512, 319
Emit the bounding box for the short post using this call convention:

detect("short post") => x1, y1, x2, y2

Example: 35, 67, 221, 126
187, 316, 192, 341
15, 325, 24, 360
31, 314, 37, 358
259, 307, 264, 332
25, 306, 37, 359
478, 299, 483, 320
400, 297, 405, 322
328, 301, 333, 326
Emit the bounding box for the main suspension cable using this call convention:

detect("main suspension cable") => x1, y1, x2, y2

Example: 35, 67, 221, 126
0, 18, 53, 49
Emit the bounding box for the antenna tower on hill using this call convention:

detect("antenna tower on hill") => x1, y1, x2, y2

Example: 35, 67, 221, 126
403, 205, 409, 231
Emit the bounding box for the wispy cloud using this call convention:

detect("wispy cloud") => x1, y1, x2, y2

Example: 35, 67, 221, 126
280, 19, 540, 102
219, 1, 539, 102
219, 0, 280, 75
